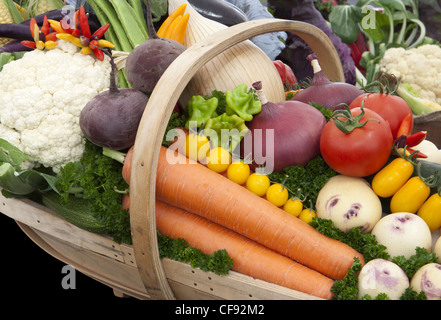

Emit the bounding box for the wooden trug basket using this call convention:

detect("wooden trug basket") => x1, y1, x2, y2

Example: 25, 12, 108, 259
1, 19, 344, 300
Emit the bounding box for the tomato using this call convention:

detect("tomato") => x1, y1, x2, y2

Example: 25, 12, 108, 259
299, 208, 316, 224
184, 133, 210, 161
266, 183, 289, 207
206, 147, 231, 173
349, 93, 413, 139
246, 173, 270, 197
320, 107, 393, 177
227, 161, 250, 185
283, 198, 303, 217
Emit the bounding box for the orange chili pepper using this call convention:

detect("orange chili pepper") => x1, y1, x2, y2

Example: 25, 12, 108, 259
396, 113, 413, 138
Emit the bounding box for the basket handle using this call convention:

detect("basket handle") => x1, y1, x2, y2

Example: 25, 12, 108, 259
129, 18, 344, 300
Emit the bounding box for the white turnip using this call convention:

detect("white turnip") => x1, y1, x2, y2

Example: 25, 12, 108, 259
315, 175, 382, 233
410, 263, 441, 300
371, 212, 432, 259
358, 259, 409, 300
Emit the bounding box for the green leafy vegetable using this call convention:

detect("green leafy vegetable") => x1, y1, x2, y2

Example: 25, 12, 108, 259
269, 156, 337, 207
56, 140, 131, 244
392, 247, 439, 279
330, 257, 363, 300
157, 231, 233, 275
310, 217, 389, 262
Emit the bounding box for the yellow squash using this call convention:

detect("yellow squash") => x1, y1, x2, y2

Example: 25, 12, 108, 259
372, 157, 414, 198
390, 176, 431, 213
417, 193, 441, 232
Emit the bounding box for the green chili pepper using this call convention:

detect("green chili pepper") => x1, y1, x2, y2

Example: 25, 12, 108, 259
225, 84, 261, 122
185, 95, 219, 130
204, 113, 248, 152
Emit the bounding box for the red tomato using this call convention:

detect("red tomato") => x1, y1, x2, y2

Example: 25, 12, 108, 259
349, 93, 413, 139
320, 107, 393, 177
273, 60, 297, 87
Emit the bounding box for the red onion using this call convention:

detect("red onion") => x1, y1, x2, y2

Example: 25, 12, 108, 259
291, 53, 363, 110
237, 81, 327, 173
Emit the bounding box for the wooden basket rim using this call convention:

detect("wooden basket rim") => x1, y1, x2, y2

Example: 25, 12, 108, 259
129, 18, 344, 300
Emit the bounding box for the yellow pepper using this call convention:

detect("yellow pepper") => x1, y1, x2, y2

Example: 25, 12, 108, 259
157, 3, 187, 37
372, 157, 414, 198
157, 3, 190, 45
417, 193, 441, 232
390, 176, 431, 213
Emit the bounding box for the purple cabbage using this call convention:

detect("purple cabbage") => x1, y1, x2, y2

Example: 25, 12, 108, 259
267, 0, 356, 84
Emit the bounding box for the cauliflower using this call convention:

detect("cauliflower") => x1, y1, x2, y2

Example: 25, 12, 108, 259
380, 44, 441, 105
0, 40, 111, 172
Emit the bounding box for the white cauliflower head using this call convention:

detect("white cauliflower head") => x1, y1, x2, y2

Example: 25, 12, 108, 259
0, 40, 111, 172
380, 44, 441, 105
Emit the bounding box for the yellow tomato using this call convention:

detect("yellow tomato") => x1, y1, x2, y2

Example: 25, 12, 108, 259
299, 208, 316, 224
227, 161, 250, 185
283, 198, 303, 217
266, 183, 289, 207
206, 147, 231, 173
246, 173, 270, 197
417, 193, 441, 232
184, 133, 210, 161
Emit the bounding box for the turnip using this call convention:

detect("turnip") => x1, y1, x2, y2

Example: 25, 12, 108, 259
371, 212, 432, 259
358, 258, 409, 300
315, 175, 382, 232
412, 139, 441, 164
410, 263, 441, 300
80, 50, 149, 150
125, 0, 186, 95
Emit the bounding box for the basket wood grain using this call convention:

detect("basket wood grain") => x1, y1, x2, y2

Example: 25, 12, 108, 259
130, 18, 344, 300
1, 18, 344, 300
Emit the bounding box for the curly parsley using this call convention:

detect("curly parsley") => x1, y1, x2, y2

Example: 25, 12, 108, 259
56, 140, 131, 244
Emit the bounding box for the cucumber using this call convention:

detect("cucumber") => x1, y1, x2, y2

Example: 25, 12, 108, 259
41, 191, 109, 234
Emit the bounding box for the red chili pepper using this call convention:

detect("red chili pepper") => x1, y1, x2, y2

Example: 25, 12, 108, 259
89, 39, 99, 49
71, 10, 81, 37
40, 16, 50, 36
20, 40, 37, 49
406, 131, 427, 148
92, 24, 109, 39
407, 147, 428, 158
273, 60, 297, 87
93, 48, 104, 61
396, 113, 413, 138
79, 6, 91, 39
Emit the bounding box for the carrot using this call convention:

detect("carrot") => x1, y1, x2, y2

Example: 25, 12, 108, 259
155, 200, 335, 299
156, 147, 364, 280
122, 146, 134, 185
